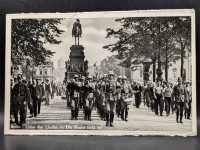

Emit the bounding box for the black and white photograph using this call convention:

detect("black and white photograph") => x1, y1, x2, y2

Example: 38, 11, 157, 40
4, 10, 196, 136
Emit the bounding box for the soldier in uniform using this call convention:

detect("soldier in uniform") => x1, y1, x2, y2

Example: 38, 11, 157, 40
115, 76, 122, 118
96, 75, 107, 121
68, 75, 80, 120
28, 80, 38, 117
163, 83, 173, 116
36, 79, 42, 115
79, 76, 86, 109
105, 71, 116, 127
149, 82, 156, 112
133, 82, 142, 108
84, 76, 95, 121
65, 80, 71, 107
45, 79, 52, 105
184, 83, 192, 120
154, 81, 164, 116
12, 75, 30, 128
120, 76, 132, 121
172, 77, 187, 123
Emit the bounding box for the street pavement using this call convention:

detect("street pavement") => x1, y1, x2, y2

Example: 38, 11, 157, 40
23, 96, 192, 133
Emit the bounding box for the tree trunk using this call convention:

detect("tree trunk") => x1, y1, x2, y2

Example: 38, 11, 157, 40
165, 43, 168, 82
152, 56, 156, 82
156, 50, 162, 82
180, 42, 185, 80
156, 20, 163, 82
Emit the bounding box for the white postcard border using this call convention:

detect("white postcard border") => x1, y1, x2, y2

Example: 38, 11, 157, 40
4, 9, 197, 136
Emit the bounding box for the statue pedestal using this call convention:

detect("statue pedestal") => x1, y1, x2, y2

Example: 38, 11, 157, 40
69, 45, 85, 65
65, 45, 88, 80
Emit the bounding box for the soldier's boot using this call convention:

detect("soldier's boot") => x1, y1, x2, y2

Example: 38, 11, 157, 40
14, 113, 20, 126
75, 108, 79, 120
180, 113, 183, 123
71, 110, 74, 120
121, 109, 125, 121
102, 110, 106, 121
176, 111, 179, 123
89, 111, 91, 121
106, 112, 109, 126
125, 108, 128, 121
110, 112, 114, 127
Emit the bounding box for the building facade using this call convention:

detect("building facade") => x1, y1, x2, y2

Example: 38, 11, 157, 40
33, 62, 54, 82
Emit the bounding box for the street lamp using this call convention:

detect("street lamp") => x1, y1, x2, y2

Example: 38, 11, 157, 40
142, 58, 152, 83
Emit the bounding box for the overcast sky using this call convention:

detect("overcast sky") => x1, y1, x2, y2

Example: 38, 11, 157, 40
45, 18, 120, 68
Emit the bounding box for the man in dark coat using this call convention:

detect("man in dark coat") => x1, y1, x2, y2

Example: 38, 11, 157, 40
134, 82, 142, 108
172, 77, 188, 123
30, 80, 38, 117
67, 75, 80, 120
12, 75, 30, 128
36, 79, 42, 115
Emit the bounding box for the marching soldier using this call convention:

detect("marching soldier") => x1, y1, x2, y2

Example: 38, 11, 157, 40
27, 81, 33, 118
149, 82, 156, 112
96, 75, 107, 121
120, 76, 132, 121
133, 82, 142, 108
68, 75, 80, 120
163, 83, 173, 116
172, 77, 188, 123
36, 79, 42, 115
105, 71, 116, 127
115, 76, 122, 118
184, 83, 192, 120
65, 80, 71, 107
154, 81, 164, 116
79, 76, 86, 109
84, 76, 95, 121
45, 79, 51, 105
28, 80, 38, 117
12, 75, 30, 128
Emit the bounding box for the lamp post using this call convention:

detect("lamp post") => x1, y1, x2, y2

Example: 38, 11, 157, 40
142, 58, 152, 83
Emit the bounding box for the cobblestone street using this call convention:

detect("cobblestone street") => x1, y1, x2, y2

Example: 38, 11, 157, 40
23, 96, 192, 133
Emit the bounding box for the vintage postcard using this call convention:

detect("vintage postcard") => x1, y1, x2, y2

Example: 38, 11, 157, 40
4, 9, 197, 136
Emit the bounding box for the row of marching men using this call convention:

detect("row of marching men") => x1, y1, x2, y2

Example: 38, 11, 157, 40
10, 74, 65, 128
143, 77, 192, 124
65, 72, 192, 126
65, 71, 134, 127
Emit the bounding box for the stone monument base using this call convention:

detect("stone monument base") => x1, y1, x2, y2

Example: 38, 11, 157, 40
65, 45, 88, 80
